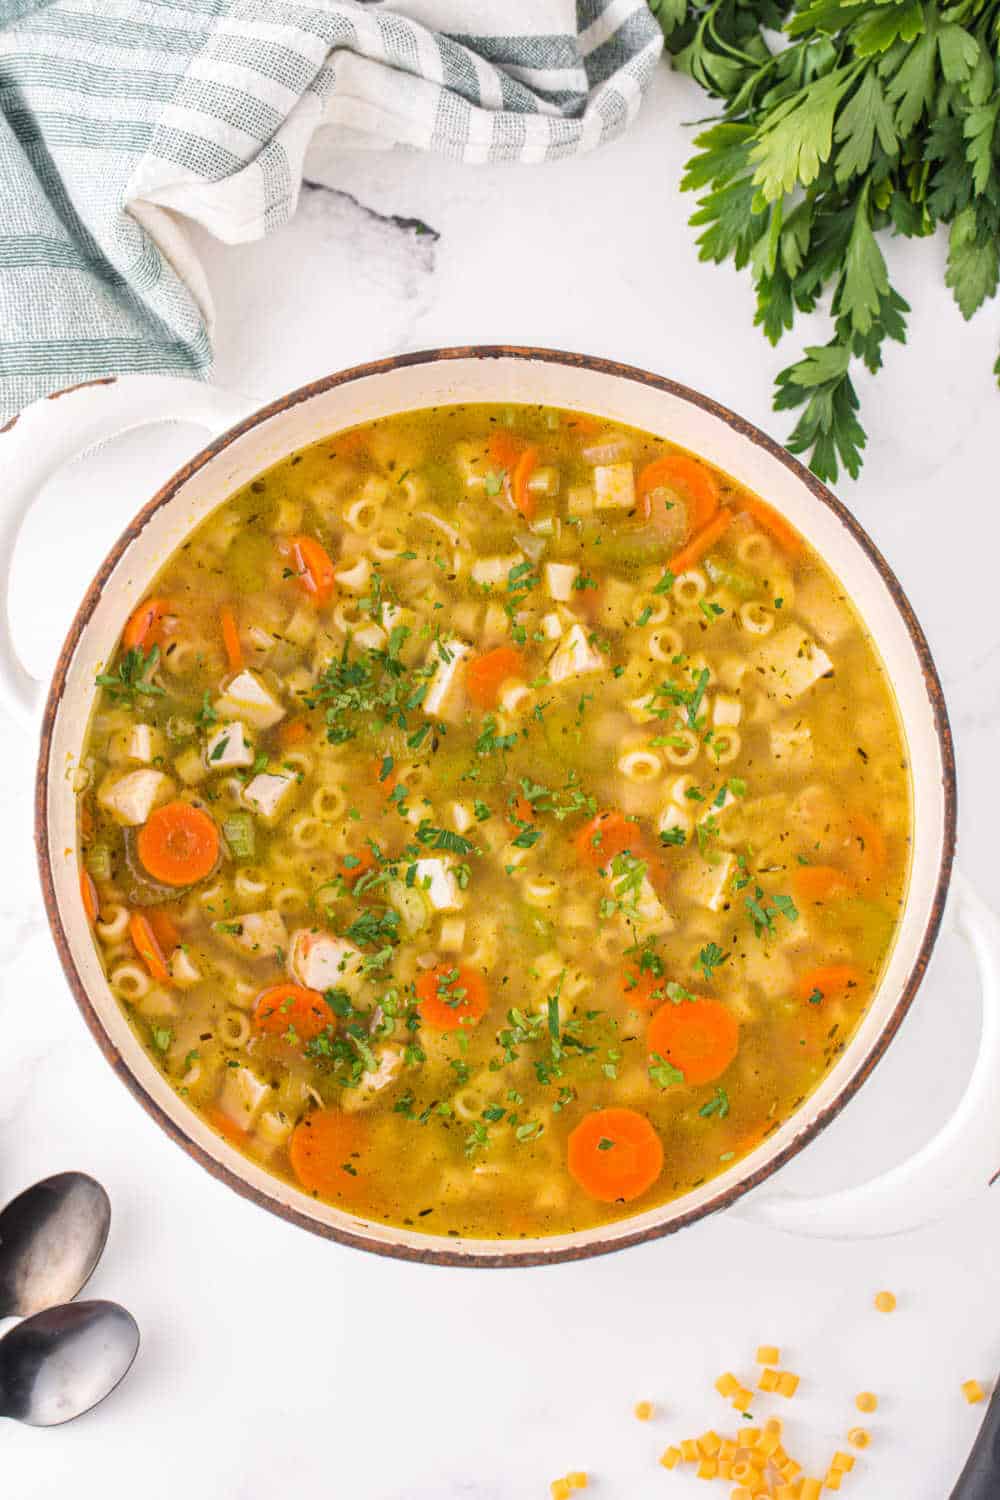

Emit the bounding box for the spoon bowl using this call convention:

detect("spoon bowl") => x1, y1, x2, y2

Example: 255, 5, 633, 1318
0, 1173, 111, 1318
0, 1300, 139, 1426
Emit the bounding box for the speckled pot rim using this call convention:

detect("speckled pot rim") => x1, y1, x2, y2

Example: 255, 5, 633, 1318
34, 347, 957, 1268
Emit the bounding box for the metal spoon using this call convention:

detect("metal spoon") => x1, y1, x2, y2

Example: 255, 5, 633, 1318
0, 1300, 139, 1425
0, 1173, 111, 1319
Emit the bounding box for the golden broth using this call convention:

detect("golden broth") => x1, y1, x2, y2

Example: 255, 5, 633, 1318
78, 405, 910, 1238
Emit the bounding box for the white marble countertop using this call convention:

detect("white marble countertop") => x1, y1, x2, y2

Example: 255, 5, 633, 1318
3, 64, 1000, 1500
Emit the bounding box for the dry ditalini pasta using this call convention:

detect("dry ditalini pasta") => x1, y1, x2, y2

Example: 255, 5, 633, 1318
549, 1474, 588, 1498
657, 1347, 874, 1496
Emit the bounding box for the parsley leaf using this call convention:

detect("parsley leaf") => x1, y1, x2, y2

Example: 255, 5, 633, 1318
95, 645, 165, 706
664, 0, 998, 481
698, 942, 729, 981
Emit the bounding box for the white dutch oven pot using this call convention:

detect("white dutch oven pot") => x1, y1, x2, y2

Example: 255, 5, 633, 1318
3, 350, 998, 1268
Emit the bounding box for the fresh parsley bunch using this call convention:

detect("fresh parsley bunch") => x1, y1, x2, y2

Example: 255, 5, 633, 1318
650, 0, 1000, 481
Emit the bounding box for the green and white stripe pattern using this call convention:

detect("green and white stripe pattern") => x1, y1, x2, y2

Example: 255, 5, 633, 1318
0, 0, 662, 419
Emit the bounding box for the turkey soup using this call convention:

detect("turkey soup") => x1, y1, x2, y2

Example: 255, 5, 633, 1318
77, 405, 910, 1238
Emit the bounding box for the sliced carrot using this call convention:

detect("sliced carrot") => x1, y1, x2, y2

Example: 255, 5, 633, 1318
290, 1109, 368, 1199
567, 1107, 664, 1203
253, 982, 331, 1042
80, 868, 99, 925
848, 813, 887, 881
128, 912, 170, 983
136, 800, 220, 887
148, 908, 180, 952
648, 996, 739, 1086
793, 864, 855, 904
667, 508, 734, 575
122, 596, 172, 652
621, 965, 669, 1012
279, 717, 310, 748
486, 430, 522, 471
339, 845, 377, 886
795, 964, 865, 1005
637, 454, 719, 534
740, 494, 802, 556
284, 534, 336, 607
416, 964, 489, 1031
574, 810, 646, 872
220, 605, 242, 672
509, 792, 534, 828
466, 646, 525, 710
207, 1107, 250, 1147
512, 446, 538, 520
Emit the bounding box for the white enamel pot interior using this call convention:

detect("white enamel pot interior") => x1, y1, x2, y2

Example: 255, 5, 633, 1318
31, 350, 958, 1266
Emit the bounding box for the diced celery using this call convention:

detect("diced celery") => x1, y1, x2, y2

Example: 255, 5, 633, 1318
86, 844, 113, 880
386, 879, 428, 936
529, 515, 561, 538
518, 904, 554, 949
704, 555, 757, 597
577, 533, 662, 568
223, 813, 256, 862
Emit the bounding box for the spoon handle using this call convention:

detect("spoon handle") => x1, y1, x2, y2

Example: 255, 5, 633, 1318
950, 1385, 1000, 1499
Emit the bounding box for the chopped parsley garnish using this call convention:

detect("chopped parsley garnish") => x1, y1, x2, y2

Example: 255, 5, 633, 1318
306, 627, 430, 746
415, 821, 475, 855
699, 1087, 730, 1120
659, 826, 687, 847
195, 691, 218, 731
745, 886, 799, 938
95, 645, 165, 706
475, 715, 518, 757
698, 942, 729, 981
649, 1051, 685, 1088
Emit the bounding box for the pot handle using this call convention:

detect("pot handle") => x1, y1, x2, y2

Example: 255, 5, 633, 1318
0, 374, 258, 730
735, 871, 1000, 1238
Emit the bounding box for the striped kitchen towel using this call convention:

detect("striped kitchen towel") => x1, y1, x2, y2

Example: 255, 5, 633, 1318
0, 0, 662, 420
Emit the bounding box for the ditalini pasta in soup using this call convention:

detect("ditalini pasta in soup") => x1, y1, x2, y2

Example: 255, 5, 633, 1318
78, 405, 910, 1238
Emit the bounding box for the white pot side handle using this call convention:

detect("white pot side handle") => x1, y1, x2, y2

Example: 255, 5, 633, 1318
735, 871, 1000, 1239
0, 374, 259, 731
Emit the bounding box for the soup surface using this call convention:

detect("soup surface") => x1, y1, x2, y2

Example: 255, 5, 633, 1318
78, 404, 910, 1239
